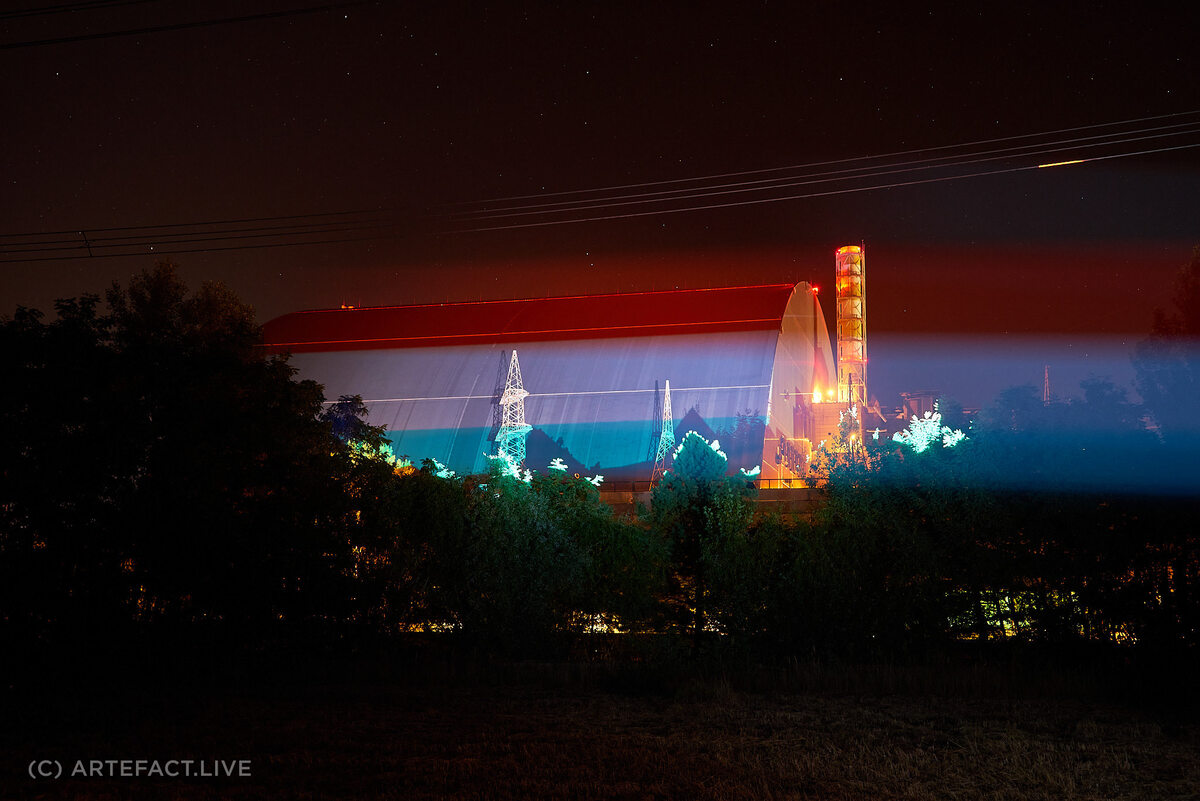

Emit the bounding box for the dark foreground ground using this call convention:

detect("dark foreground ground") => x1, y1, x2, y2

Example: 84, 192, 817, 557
3, 654, 1198, 801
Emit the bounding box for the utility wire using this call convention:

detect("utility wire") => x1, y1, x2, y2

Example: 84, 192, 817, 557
0, 0, 162, 21
0, 233, 390, 263
5, 216, 384, 248
451, 122, 1200, 219
5, 114, 1197, 255
449, 128, 1200, 223
448, 141, 1200, 233
0, 0, 377, 49
0, 209, 383, 240
0, 210, 392, 263
1, 222, 388, 256
452, 109, 1200, 206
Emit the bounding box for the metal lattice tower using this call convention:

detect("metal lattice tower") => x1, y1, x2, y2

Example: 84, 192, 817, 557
495, 350, 533, 466
651, 379, 675, 483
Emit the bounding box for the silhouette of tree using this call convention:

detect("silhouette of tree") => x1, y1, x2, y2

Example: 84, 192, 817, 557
0, 262, 363, 645
1135, 246, 1200, 441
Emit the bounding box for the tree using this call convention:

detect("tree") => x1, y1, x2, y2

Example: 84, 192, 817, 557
0, 262, 365, 645
646, 432, 756, 652
1135, 247, 1200, 442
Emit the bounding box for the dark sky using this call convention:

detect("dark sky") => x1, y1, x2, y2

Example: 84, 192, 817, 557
3, 1, 1199, 407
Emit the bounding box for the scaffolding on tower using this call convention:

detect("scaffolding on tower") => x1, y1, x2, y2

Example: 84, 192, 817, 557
495, 349, 533, 467
835, 245, 867, 407
650, 379, 675, 483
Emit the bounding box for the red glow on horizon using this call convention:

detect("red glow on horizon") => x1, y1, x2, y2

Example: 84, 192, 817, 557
292, 281, 797, 316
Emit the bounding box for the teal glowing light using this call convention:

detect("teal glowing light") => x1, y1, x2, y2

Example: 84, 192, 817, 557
430, 458, 456, 479
892, 406, 967, 453
739, 465, 761, 478
548, 457, 568, 472
674, 431, 728, 462
485, 451, 530, 482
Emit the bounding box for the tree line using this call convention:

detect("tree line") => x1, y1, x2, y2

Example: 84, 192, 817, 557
1, 256, 1197, 666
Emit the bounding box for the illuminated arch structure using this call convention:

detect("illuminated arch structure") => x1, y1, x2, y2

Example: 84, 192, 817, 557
263, 282, 839, 482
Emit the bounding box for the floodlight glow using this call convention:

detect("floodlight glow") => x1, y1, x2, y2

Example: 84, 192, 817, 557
485, 451, 527, 481
891, 405, 967, 453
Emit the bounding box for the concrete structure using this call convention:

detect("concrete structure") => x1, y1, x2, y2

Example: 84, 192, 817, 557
263, 280, 843, 483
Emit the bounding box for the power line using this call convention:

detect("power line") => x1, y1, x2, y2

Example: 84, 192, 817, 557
451, 109, 1200, 206
0, 0, 163, 22
447, 141, 1200, 233
0, 232, 390, 264
5, 217, 385, 248
0, 1, 378, 49
450, 122, 1200, 220
0, 209, 384, 239
1, 222, 387, 256
0, 210, 394, 263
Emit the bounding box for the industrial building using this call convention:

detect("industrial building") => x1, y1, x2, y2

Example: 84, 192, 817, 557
263, 248, 869, 483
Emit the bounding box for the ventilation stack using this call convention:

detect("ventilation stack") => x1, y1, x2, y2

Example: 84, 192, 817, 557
835, 245, 867, 407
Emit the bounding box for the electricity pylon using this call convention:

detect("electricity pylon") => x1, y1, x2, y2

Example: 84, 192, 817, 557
651, 379, 674, 483
495, 349, 533, 466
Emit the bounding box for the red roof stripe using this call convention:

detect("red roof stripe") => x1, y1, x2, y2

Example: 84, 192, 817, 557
263, 283, 799, 353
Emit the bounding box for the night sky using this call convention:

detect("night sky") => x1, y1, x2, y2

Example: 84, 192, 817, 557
3, 1, 1198, 408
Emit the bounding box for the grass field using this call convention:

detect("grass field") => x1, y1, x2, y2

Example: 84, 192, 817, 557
5, 662, 1198, 800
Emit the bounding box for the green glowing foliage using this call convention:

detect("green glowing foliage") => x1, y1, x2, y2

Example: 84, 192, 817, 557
428, 458, 455, 479
892, 406, 968, 453
485, 451, 528, 483
670, 430, 729, 482
348, 438, 411, 471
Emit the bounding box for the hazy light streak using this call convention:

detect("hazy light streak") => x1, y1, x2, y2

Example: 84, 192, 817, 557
1038, 159, 1086, 168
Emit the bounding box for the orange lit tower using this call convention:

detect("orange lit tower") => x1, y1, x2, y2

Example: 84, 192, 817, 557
835, 245, 867, 406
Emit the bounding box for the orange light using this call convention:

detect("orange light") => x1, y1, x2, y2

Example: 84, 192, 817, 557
812, 388, 823, 403
811, 286, 819, 294
836, 245, 862, 254
1037, 159, 1084, 168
